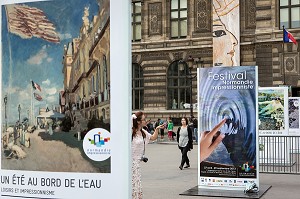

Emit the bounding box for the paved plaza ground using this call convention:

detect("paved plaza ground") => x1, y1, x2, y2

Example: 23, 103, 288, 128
141, 142, 300, 199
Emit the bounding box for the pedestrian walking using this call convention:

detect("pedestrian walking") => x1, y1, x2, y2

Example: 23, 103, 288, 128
192, 117, 198, 143
131, 111, 164, 199
167, 117, 174, 141
177, 117, 193, 170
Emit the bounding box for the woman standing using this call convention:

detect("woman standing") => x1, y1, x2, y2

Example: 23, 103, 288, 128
132, 111, 164, 199
177, 117, 193, 170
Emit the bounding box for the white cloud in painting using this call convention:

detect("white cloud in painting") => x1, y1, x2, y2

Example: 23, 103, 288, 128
58, 33, 72, 40
45, 87, 57, 95
18, 89, 31, 101
5, 86, 22, 94
47, 57, 53, 62
27, 45, 51, 65
42, 79, 51, 86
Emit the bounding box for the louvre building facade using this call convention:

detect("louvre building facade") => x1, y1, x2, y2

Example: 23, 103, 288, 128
131, 0, 300, 122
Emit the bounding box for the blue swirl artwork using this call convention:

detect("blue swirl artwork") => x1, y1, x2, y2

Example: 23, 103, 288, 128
199, 66, 257, 167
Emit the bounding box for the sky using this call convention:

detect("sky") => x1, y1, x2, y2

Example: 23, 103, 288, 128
1, 0, 100, 123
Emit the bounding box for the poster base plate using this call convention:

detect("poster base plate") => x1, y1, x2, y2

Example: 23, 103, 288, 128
180, 184, 271, 198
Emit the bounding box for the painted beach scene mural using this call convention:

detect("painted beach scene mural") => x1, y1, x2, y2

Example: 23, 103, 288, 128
1, 0, 111, 173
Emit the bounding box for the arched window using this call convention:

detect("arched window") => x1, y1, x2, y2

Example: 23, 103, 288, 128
132, 63, 144, 110
167, 60, 191, 110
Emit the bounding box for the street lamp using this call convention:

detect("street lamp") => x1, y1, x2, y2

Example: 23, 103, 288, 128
178, 56, 204, 119
18, 104, 21, 122
4, 95, 8, 130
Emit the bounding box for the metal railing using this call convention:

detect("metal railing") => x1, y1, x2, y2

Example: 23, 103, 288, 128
259, 135, 300, 174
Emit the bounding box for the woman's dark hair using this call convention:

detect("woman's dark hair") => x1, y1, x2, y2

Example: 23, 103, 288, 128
132, 111, 145, 139
181, 117, 188, 125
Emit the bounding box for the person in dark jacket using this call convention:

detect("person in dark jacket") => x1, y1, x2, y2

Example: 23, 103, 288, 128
177, 117, 193, 170
192, 117, 198, 143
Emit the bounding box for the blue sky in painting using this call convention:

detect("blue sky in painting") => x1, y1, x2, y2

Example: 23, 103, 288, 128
1, 0, 100, 123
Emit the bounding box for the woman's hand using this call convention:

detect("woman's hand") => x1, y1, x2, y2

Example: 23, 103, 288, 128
150, 124, 165, 141
155, 124, 165, 130
200, 119, 226, 162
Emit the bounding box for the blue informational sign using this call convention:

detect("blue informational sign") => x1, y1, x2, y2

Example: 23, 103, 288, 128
198, 66, 259, 190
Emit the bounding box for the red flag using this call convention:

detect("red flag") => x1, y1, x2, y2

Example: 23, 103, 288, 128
31, 80, 41, 92
5, 4, 60, 43
33, 93, 43, 101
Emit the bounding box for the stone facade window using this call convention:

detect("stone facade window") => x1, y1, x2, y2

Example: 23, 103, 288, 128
132, 1, 142, 41
280, 0, 300, 28
132, 63, 144, 110
171, 0, 187, 38
167, 61, 191, 110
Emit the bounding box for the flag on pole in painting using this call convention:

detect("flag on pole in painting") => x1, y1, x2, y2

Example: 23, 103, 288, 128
5, 4, 60, 43
31, 80, 41, 92
33, 93, 43, 101
283, 28, 297, 45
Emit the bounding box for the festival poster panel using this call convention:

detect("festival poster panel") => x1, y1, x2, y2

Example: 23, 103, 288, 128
1, 0, 130, 198
258, 87, 289, 135
198, 66, 258, 189
288, 97, 300, 135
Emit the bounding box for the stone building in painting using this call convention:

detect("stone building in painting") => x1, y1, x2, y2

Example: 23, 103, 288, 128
62, 1, 110, 123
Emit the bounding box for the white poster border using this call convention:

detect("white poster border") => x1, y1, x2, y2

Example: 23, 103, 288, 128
0, 0, 131, 198
258, 86, 289, 136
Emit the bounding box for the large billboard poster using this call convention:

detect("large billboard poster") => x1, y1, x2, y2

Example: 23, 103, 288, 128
1, 0, 130, 198
288, 97, 300, 135
258, 87, 289, 135
198, 66, 259, 189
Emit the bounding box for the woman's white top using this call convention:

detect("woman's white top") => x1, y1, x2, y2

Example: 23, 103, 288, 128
178, 126, 188, 147
131, 129, 151, 161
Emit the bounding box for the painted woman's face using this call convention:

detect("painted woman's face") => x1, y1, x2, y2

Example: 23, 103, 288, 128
213, 18, 238, 66
212, 0, 239, 67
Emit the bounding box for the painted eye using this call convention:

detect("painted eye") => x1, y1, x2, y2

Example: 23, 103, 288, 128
213, 30, 227, 37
